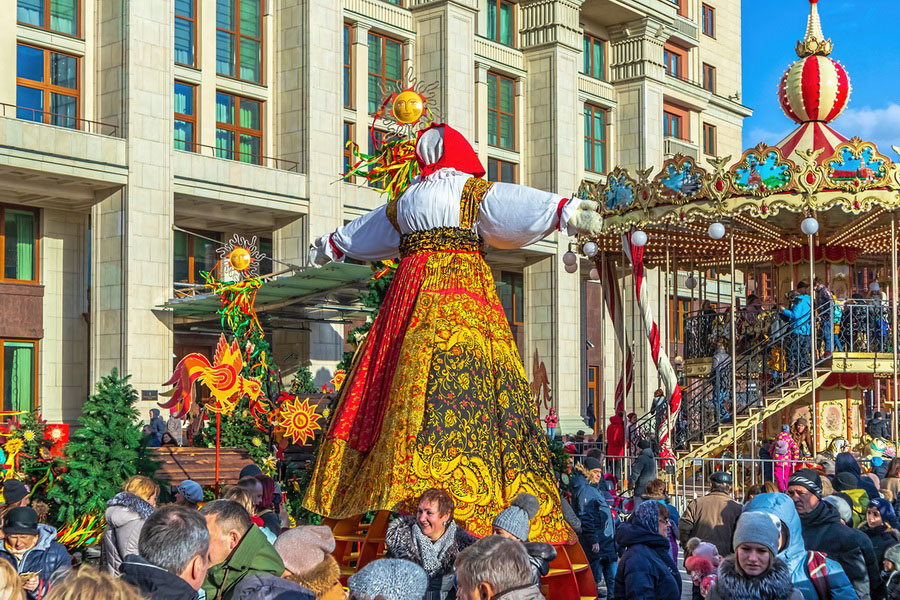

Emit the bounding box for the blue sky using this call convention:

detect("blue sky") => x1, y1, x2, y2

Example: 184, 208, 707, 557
741, 1, 900, 153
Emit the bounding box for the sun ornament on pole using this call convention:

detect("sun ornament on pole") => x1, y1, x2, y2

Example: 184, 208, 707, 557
217, 234, 265, 281
274, 395, 323, 446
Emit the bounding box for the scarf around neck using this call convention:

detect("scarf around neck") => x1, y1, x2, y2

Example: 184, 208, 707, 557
412, 520, 457, 576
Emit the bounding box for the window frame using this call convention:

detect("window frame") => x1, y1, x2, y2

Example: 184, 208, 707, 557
582, 34, 606, 81
486, 0, 516, 48
16, 43, 81, 129
175, 0, 198, 67
487, 71, 516, 151
343, 23, 353, 109
663, 111, 682, 140
584, 104, 608, 174
663, 102, 690, 141
174, 81, 197, 152
500, 271, 525, 325
703, 122, 717, 155
216, 0, 265, 84
587, 364, 600, 427
343, 121, 355, 181
215, 91, 264, 165
669, 0, 687, 17
702, 4, 715, 38
367, 31, 404, 115
174, 229, 221, 285
488, 158, 517, 184
1, 339, 39, 413
702, 63, 716, 94
670, 298, 691, 343
663, 43, 686, 80
0, 204, 40, 285
17, 0, 81, 38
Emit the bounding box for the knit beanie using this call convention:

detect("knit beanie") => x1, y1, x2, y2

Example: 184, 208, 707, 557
833, 472, 858, 492
492, 493, 540, 542
3, 480, 27, 505
788, 468, 823, 498
870, 497, 900, 530
176, 480, 203, 504
886, 543, 900, 567
582, 457, 603, 472
692, 542, 720, 565
274, 526, 336, 576
632, 499, 661, 533
239, 463, 263, 479
348, 558, 428, 600
823, 495, 852, 524
733, 511, 779, 557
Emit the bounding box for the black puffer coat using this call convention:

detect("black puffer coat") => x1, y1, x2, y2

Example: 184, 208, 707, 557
800, 500, 872, 600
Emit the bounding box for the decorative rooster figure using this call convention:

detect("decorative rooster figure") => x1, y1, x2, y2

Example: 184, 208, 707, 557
160, 334, 264, 418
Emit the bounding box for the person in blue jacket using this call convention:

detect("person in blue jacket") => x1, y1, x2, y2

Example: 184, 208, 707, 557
610, 500, 681, 600
745, 492, 858, 600
572, 457, 617, 599
0, 507, 71, 599
780, 283, 812, 374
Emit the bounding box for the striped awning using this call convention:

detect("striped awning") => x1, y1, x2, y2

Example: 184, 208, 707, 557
776, 121, 849, 164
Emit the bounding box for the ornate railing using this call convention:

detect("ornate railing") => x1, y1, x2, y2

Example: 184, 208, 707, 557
837, 299, 894, 353
2, 103, 119, 136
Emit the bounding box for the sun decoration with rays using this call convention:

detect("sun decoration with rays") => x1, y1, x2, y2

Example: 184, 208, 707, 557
375, 68, 442, 140
216, 234, 266, 281
276, 395, 322, 446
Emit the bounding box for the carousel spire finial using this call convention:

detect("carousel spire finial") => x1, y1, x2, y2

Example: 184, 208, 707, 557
796, 0, 833, 57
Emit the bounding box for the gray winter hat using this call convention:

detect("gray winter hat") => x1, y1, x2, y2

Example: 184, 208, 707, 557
492, 493, 540, 541
886, 543, 900, 567
824, 495, 852, 524
733, 511, 779, 557
348, 559, 428, 600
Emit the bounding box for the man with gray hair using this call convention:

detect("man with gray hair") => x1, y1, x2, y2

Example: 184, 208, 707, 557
121, 505, 211, 600
455, 536, 544, 600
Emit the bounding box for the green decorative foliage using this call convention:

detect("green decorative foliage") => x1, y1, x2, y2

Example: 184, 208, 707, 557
48, 369, 158, 524
194, 397, 273, 468
547, 438, 572, 493
291, 366, 317, 395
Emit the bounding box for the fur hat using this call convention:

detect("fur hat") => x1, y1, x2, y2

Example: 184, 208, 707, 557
492, 493, 540, 541
274, 526, 336, 576
823, 495, 852, 524
348, 558, 428, 600
733, 511, 779, 557
685, 555, 716, 576
692, 542, 721, 564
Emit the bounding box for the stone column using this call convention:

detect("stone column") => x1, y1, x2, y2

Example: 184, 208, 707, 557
410, 0, 478, 139
474, 62, 489, 167
352, 22, 372, 153
519, 0, 584, 433
92, 0, 174, 413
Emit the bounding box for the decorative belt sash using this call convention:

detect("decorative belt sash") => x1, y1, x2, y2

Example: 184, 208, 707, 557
399, 227, 484, 258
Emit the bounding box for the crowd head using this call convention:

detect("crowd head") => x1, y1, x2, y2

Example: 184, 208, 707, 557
199, 499, 252, 566
454, 537, 532, 600
138, 505, 210, 590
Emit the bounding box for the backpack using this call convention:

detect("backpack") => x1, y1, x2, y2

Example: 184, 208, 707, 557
806, 550, 831, 600
773, 439, 789, 457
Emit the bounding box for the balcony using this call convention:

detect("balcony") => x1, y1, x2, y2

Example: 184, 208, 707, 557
670, 15, 699, 47
664, 136, 699, 160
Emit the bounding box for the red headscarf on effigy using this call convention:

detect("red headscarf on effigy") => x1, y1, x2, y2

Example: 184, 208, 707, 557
415, 123, 485, 178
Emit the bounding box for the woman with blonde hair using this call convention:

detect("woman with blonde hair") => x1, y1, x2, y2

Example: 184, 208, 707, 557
44, 565, 141, 600
221, 485, 276, 543
0, 558, 25, 600
101, 475, 158, 576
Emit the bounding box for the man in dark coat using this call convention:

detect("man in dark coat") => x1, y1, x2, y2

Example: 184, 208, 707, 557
0, 507, 71, 599
629, 440, 657, 502
678, 472, 742, 557
572, 457, 617, 598
867, 412, 891, 440
787, 469, 872, 600
122, 505, 211, 600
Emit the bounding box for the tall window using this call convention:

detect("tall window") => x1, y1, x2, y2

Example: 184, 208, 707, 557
486, 0, 514, 47
343, 122, 354, 178
216, 0, 263, 83
663, 44, 685, 79
215, 92, 262, 164
17, 0, 78, 36
703, 63, 716, 93
174, 82, 196, 152
587, 365, 600, 425
367, 129, 385, 188
3, 208, 38, 282
703, 123, 717, 155
367, 33, 402, 114
487, 72, 515, 150
499, 271, 524, 356
3, 341, 36, 412
16, 43, 79, 129
343, 24, 353, 108
488, 158, 516, 183
582, 34, 605, 81
174, 230, 219, 284
667, 0, 687, 17
670, 298, 691, 342
702, 4, 715, 37
664, 111, 683, 139
584, 104, 607, 174
175, 0, 197, 66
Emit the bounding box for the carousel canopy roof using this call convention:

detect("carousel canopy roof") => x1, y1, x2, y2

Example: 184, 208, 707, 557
582, 0, 900, 268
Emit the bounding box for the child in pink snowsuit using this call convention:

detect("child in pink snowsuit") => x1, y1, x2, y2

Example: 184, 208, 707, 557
771, 425, 799, 491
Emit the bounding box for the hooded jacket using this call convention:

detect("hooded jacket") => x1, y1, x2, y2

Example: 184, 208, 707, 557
799, 499, 871, 600
202, 524, 285, 600
836, 452, 881, 501
149, 408, 166, 443
678, 490, 742, 557
782, 293, 811, 335
570, 470, 616, 561
101, 491, 155, 576
745, 492, 857, 600
610, 521, 681, 600
0, 523, 72, 599
630, 447, 657, 497
121, 554, 200, 600
605, 415, 625, 457
867, 417, 891, 440
706, 556, 804, 600
232, 574, 315, 600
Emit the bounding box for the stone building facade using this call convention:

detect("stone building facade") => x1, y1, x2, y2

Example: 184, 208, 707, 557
0, 0, 748, 430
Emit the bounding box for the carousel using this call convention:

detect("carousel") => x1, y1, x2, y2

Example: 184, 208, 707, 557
578, 0, 900, 480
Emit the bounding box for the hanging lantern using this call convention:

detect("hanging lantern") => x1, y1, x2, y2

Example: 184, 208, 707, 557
589, 268, 600, 280
582, 241, 599, 258
631, 230, 648, 247
801, 217, 819, 235
564, 262, 578, 274
708, 222, 726, 240
562, 251, 577, 266
685, 274, 698, 290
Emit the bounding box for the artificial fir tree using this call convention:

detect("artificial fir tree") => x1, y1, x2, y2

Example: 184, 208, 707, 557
48, 369, 157, 523
290, 366, 317, 394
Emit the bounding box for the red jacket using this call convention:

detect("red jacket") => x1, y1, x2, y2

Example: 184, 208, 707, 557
606, 415, 625, 457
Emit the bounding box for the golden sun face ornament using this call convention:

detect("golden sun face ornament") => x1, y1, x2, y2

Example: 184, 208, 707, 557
392, 90, 424, 124
375, 69, 442, 140
216, 234, 265, 281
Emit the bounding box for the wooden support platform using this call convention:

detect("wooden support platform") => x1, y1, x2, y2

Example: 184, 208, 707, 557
146, 446, 253, 486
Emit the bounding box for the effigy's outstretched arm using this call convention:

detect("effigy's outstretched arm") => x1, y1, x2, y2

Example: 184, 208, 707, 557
310, 204, 401, 265
477, 182, 601, 249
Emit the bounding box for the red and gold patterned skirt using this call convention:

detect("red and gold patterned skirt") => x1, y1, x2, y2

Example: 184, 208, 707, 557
303, 228, 570, 542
